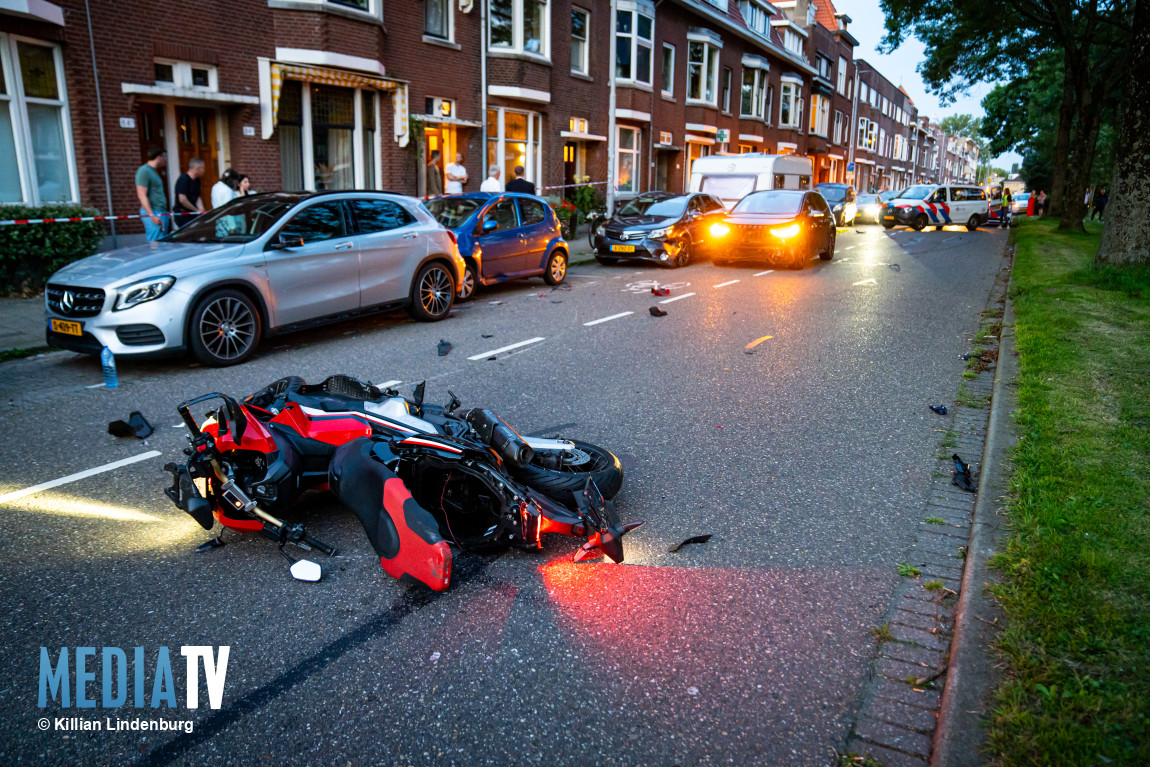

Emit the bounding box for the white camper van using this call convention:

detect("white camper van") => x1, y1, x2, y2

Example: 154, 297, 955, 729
688, 154, 814, 208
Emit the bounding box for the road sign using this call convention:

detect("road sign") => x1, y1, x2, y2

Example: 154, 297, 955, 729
847, 162, 855, 172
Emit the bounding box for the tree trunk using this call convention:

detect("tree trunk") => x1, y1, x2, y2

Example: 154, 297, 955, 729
1046, 53, 1076, 217
1098, 0, 1150, 266
1058, 85, 1103, 233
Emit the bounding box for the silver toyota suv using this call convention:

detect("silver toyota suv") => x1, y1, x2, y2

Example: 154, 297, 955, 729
45, 191, 465, 366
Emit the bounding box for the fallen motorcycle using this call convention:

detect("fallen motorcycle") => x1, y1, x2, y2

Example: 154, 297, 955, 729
164, 375, 640, 590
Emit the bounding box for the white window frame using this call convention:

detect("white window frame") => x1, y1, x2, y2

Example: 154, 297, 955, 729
570, 7, 589, 75
778, 80, 802, 130
660, 43, 675, 96
615, 7, 653, 85
489, 0, 551, 60
424, 0, 455, 42
0, 33, 79, 205
279, 0, 383, 19
487, 106, 544, 187
615, 124, 640, 194
783, 30, 803, 56
280, 81, 382, 192
686, 35, 720, 106
740, 67, 768, 120
154, 58, 220, 92
837, 56, 847, 94
738, 0, 770, 37
833, 110, 844, 144
809, 93, 829, 137
721, 66, 732, 113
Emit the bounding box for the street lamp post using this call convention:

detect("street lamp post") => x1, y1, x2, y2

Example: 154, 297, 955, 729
847, 65, 872, 191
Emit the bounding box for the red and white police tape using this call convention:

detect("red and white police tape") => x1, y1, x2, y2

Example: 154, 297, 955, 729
0, 211, 199, 226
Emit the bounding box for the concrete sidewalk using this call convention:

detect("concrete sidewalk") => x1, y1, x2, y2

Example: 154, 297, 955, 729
0, 296, 46, 354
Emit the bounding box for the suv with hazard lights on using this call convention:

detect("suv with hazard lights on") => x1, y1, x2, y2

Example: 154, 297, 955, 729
881, 184, 989, 231
707, 190, 837, 268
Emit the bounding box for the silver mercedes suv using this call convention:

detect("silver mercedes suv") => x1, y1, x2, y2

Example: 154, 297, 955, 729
45, 191, 465, 366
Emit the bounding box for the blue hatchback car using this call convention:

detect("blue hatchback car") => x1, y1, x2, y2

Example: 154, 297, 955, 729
422, 192, 568, 300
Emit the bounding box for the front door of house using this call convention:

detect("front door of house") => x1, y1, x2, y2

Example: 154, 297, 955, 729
136, 103, 169, 192
175, 107, 219, 197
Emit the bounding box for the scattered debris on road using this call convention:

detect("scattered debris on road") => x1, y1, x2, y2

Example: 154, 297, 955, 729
651, 287, 670, 296
108, 412, 153, 439
481, 334, 494, 338
437, 340, 452, 357
952, 453, 977, 492
649, 306, 668, 317
669, 534, 712, 552
930, 404, 948, 415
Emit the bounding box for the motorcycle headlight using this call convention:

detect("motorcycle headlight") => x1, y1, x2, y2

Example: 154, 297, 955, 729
113, 276, 175, 311
646, 227, 669, 240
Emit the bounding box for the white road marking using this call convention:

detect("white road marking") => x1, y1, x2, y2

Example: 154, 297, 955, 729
659, 292, 696, 304
745, 335, 774, 349
584, 281, 599, 286
0, 451, 162, 506
714, 280, 741, 288
377, 380, 402, 389
583, 311, 634, 326
84, 383, 106, 389
468, 337, 546, 361
843, 246, 855, 250
753, 270, 774, 276
853, 278, 878, 286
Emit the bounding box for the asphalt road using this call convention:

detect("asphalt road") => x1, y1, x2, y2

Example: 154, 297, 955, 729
0, 223, 1006, 766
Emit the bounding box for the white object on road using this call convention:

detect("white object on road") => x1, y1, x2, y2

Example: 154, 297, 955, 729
853, 278, 877, 286
753, 270, 774, 276
584, 312, 634, 326
468, 337, 546, 361
659, 292, 695, 304
713, 280, 740, 288
0, 450, 162, 505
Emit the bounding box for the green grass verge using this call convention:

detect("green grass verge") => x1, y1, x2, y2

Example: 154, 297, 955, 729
988, 217, 1150, 763
0, 345, 49, 364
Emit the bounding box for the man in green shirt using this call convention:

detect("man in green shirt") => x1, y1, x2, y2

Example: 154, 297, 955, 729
135, 146, 169, 241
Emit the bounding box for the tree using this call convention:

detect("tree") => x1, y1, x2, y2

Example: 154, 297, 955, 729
939, 114, 981, 137
1098, 0, 1150, 265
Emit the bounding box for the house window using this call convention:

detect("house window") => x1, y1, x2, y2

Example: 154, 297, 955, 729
809, 94, 829, 137
783, 30, 804, 57
425, 0, 452, 40
739, 1, 770, 37
489, 0, 550, 57
765, 85, 773, 125
487, 107, 543, 186
616, 125, 639, 193
860, 82, 868, 102
837, 56, 847, 94
686, 40, 719, 104
278, 80, 382, 192
816, 55, 832, 79
661, 44, 675, 96
833, 110, 844, 144
153, 58, 219, 91
740, 67, 767, 119
721, 67, 732, 112
571, 8, 589, 74
739, 144, 755, 153
779, 81, 802, 129
0, 35, 76, 204
615, 9, 653, 84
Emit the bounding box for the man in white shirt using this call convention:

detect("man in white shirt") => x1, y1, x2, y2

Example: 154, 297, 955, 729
480, 165, 503, 192
445, 153, 468, 194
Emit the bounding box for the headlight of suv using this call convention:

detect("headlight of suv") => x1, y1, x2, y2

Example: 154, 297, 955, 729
113, 276, 175, 311
595, 224, 607, 236
646, 227, 669, 240
833, 204, 843, 212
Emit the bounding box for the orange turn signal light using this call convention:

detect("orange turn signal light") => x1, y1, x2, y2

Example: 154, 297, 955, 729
709, 222, 730, 238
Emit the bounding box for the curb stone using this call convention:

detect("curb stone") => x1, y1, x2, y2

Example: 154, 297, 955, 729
840, 242, 1014, 766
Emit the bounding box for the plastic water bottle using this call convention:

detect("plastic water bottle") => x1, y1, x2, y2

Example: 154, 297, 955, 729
100, 346, 119, 389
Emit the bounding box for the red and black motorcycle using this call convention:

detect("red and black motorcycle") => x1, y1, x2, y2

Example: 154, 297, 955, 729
164, 375, 640, 590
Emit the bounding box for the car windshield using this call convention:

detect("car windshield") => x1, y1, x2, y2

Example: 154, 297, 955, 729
1015, 193, 1030, 200
732, 193, 803, 215
816, 185, 849, 203
857, 194, 879, 205
424, 198, 484, 229
165, 196, 298, 244
898, 185, 936, 201
617, 195, 685, 217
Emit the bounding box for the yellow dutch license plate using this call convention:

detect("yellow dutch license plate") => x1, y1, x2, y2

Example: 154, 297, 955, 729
884, 215, 895, 220
50, 318, 82, 336
611, 244, 636, 253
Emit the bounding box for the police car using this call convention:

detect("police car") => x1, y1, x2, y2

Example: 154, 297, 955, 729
881, 184, 989, 231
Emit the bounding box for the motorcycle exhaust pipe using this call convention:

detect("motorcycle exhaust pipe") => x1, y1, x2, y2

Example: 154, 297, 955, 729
460, 408, 534, 470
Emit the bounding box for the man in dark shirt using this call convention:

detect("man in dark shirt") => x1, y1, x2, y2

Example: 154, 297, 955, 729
504, 165, 536, 195
174, 158, 206, 225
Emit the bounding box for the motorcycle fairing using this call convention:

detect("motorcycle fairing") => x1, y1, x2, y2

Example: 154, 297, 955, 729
329, 438, 452, 591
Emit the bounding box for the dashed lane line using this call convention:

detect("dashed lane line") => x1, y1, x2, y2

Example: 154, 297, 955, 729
0, 451, 163, 506
714, 280, 741, 288
659, 292, 696, 304
467, 337, 546, 361
583, 311, 634, 326
745, 335, 774, 349
753, 270, 774, 276
853, 278, 878, 286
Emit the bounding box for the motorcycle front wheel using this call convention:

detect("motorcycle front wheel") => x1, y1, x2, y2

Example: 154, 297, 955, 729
514, 440, 624, 503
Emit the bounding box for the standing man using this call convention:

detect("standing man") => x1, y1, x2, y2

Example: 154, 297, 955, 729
426, 150, 443, 198
480, 165, 503, 192
135, 146, 169, 242
445, 153, 468, 194
505, 165, 536, 195
1036, 189, 1046, 216
1091, 187, 1108, 221
174, 157, 206, 224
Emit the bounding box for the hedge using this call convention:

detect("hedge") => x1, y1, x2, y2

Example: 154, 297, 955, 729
0, 204, 106, 295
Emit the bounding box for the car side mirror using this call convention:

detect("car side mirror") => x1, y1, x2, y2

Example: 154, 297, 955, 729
482, 219, 498, 233
270, 232, 304, 250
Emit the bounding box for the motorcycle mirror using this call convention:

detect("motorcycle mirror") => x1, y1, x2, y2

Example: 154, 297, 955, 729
445, 390, 461, 413
411, 381, 426, 413
290, 559, 322, 582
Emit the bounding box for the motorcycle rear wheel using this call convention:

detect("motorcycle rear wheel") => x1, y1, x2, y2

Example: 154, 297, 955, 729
514, 440, 624, 503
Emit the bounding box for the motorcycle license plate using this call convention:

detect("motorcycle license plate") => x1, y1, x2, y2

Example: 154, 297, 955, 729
50, 319, 82, 336
611, 245, 636, 253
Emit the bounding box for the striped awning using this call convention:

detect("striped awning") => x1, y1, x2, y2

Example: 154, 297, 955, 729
270, 63, 409, 147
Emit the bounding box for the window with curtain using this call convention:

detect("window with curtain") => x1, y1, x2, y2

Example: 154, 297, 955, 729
490, 0, 550, 57
615, 9, 653, 83
740, 67, 766, 119
779, 82, 801, 129
571, 8, 589, 74
425, 0, 450, 39
616, 125, 638, 193
311, 84, 355, 190
278, 81, 304, 191
362, 91, 376, 189
686, 41, 718, 104
661, 44, 674, 95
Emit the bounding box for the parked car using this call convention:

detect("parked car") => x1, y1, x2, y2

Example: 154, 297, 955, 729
881, 183, 988, 231
422, 192, 568, 300
708, 190, 837, 268
814, 183, 857, 226
591, 191, 726, 268
1010, 192, 1031, 215
45, 191, 465, 367
856, 193, 884, 223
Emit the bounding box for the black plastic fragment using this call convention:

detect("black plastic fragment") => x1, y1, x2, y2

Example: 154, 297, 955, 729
649, 306, 668, 317
437, 340, 452, 357
108, 411, 154, 439
481, 334, 494, 338
930, 404, 948, 415
669, 534, 712, 552
952, 453, 976, 492
196, 536, 226, 552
